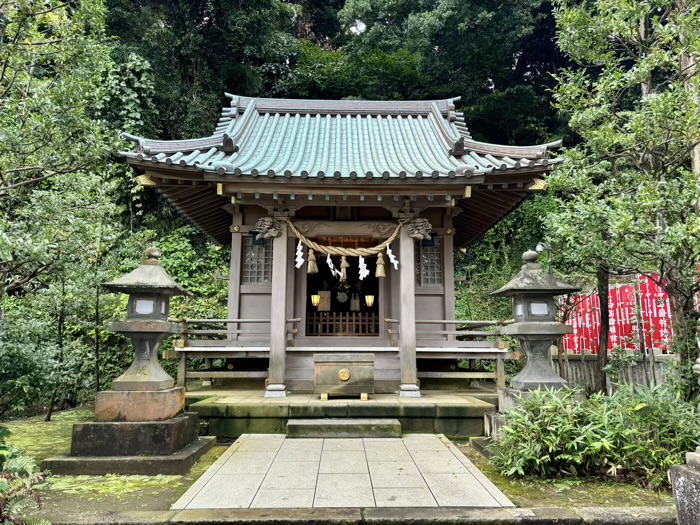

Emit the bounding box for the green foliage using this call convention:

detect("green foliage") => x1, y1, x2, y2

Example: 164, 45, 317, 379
602, 347, 638, 383
455, 195, 556, 321
0, 0, 119, 299
0, 427, 16, 471
339, 0, 566, 143
277, 41, 422, 101
97, 52, 157, 135
471, 358, 524, 383
546, 0, 700, 377
0, 427, 48, 525
0, 320, 55, 419
106, 0, 297, 138
490, 386, 700, 489
158, 227, 229, 320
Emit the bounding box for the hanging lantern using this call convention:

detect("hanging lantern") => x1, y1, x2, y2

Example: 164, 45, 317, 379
340, 256, 350, 281
375, 252, 386, 278
307, 249, 318, 274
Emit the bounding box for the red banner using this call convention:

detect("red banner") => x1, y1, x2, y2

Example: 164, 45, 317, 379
561, 275, 673, 354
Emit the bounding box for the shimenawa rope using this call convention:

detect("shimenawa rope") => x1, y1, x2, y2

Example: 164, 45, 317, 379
284, 218, 407, 257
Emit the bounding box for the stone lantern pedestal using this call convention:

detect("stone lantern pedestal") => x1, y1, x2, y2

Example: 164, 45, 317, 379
43, 249, 214, 475
94, 320, 184, 422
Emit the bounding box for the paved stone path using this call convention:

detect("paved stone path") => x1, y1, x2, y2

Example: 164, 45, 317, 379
173, 434, 513, 509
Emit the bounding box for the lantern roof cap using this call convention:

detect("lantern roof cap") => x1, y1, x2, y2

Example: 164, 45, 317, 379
491, 250, 580, 297
103, 247, 190, 296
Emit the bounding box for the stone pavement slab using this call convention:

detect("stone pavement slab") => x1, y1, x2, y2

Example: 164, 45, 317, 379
314, 473, 375, 507
373, 486, 437, 507
319, 450, 368, 474
367, 461, 425, 488
185, 474, 264, 509
422, 472, 500, 507
173, 433, 513, 509
260, 461, 319, 490
250, 488, 315, 508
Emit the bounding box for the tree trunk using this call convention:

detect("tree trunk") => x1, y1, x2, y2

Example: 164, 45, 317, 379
667, 285, 698, 365
45, 278, 66, 422
595, 266, 609, 393
95, 283, 101, 393
634, 278, 650, 386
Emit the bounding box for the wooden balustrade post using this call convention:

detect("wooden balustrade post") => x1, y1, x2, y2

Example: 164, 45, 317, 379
177, 353, 186, 387
176, 320, 187, 387
496, 356, 506, 388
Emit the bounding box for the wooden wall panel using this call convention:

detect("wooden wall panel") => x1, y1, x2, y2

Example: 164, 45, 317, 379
238, 293, 271, 340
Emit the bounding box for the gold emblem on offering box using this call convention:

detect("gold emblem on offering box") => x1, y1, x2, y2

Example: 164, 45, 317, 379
338, 368, 351, 381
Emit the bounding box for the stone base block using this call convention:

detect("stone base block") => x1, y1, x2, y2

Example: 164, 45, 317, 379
687, 447, 700, 468
286, 418, 401, 438
433, 416, 483, 437
498, 387, 530, 412
42, 436, 215, 476
70, 413, 200, 456
671, 464, 700, 525
95, 387, 185, 422
264, 384, 287, 398
399, 384, 421, 398
470, 436, 494, 459
484, 412, 506, 439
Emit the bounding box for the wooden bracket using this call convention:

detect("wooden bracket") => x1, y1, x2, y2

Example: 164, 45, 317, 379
528, 178, 547, 191
136, 174, 157, 187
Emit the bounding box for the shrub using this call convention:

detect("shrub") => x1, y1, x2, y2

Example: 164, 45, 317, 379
0, 323, 56, 419
489, 385, 700, 489
0, 426, 49, 525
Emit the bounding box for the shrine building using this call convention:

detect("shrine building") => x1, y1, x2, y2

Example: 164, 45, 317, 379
120, 94, 560, 399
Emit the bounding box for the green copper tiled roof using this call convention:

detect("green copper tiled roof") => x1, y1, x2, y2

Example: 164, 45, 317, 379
120, 94, 561, 180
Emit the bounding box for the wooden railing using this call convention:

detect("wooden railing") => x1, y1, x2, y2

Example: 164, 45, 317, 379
165, 318, 301, 386
306, 312, 379, 336
165, 316, 515, 389
384, 318, 515, 388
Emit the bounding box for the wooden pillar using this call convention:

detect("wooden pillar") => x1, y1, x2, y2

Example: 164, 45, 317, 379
227, 211, 243, 340
266, 219, 288, 397
399, 224, 420, 397
443, 214, 456, 342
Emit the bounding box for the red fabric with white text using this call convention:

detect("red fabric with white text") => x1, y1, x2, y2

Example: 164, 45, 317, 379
561, 275, 673, 354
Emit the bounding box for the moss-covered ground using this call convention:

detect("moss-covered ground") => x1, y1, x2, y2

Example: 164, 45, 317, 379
455, 441, 674, 508
2, 409, 674, 517
4, 407, 226, 516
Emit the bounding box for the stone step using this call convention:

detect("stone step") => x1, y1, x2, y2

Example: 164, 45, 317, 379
286, 418, 401, 438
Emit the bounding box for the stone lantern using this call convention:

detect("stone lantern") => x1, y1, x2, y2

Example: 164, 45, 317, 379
491, 250, 579, 391
103, 247, 188, 392
42, 248, 215, 475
